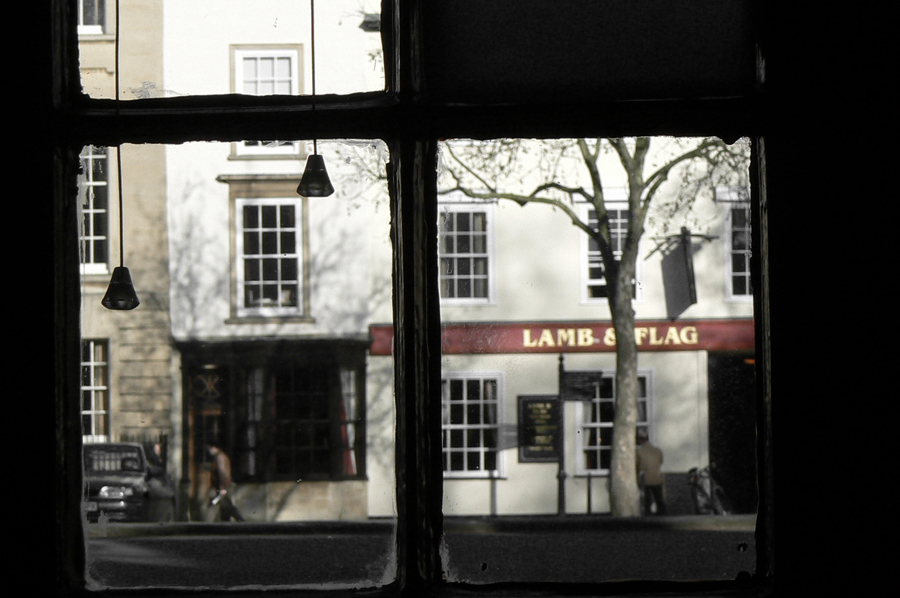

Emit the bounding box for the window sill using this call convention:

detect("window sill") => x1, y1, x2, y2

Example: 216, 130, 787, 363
227, 152, 304, 161
440, 299, 496, 307
226, 315, 316, 325
444, 473, 506, 480
77, 32, 113, 41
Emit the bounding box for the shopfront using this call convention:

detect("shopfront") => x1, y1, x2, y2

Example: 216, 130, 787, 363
178, 338, 368, 521
368, 318, 756, 517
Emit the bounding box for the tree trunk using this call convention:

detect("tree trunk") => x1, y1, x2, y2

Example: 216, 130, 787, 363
608, 268, 641, 517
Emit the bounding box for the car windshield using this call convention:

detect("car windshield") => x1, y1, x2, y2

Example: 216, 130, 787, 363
84, 446, 144, 473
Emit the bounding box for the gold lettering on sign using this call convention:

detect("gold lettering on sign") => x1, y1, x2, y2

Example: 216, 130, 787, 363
524, 325, 698, 348
680, 326, 698, 344
557, 329, 576, 346
538, 329, 555, 347
578, 328, 595, 346
636, 327, 648, 345
597, 325, 700, 347
523, 328, 597, 348
604, 328, 617, 346
664, 327, 681, 345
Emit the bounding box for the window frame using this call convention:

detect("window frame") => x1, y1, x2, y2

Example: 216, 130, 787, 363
440, 370, 505, 479
264, 361, 365, 482
230, 45, 304, 157
574, 371, 653, 476
579, 195, 644, 304
718, 187, 754, 302
45, 0, 779, 596
77, 0, 105, 35
78, 144, 110, 275
233, 196, 307, 319
437, 200, 496, 305
80, 339, 109, 443
220, 175, 313, 323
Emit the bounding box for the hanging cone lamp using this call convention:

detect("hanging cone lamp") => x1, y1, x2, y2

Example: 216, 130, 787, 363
102, 265, 140, 310
102, 0, 139, 310
297, 0, 334, 197
297, 152, 334, 196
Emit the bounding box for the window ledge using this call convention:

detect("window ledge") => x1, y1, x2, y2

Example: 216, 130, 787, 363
440, 299, 497, 307
225, 316, 316, 325
444, 473, 507, 480
227, 151, 305, 162
77, 32, 114, 41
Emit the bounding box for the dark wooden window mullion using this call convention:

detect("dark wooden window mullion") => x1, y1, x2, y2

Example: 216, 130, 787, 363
389, 0, 443, 593
750, 137, 773, 579
390, 136, 444, 593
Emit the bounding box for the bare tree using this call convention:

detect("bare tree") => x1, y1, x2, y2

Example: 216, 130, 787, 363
439, 137, 749, 516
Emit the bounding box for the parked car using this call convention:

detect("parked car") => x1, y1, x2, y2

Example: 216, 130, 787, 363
83, 442, 176, 522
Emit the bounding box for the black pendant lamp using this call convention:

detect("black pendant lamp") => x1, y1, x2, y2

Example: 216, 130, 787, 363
297, 0, 334, 197
102, 263, 140, 310
102, 0, 140, 310
297, 152, 334, 196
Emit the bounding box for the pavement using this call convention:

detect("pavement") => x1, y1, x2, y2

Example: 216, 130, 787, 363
85, 513, 757, 538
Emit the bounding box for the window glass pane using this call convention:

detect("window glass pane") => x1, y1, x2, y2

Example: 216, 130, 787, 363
79, 140, 395, 589
79, 0, 384, 100
438, 137, 756, 583
78, 0, 106, 34
79, 146, 110, 274
438, 203, 493, 303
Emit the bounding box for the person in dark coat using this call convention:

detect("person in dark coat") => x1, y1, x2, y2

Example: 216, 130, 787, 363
207, 441, 245, 522
636, 429, 667, 515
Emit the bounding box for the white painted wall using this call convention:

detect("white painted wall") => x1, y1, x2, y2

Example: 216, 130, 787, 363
164, 1, 387, 342
160, 3, 750, 518
163, 0, 383, 98
425, 350, 709, 516
437, 138, 754, 325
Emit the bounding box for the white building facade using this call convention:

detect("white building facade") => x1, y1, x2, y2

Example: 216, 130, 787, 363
161, 3, 755, 522
365, 148, 757, 517
163, 0, 390, 521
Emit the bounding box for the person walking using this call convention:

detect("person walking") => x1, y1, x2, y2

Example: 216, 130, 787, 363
636, 430, 667, 515
206, 441, 245, 522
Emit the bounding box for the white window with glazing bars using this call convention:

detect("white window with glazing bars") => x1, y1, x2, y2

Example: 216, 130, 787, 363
441, 372, 504, 478
79, 145, 109, 275
81, 339, 109, 443
235, 198, 304, 317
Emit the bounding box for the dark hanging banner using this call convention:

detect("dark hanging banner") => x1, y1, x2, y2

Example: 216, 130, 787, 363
661, 227, 699, 320
518, 396, 561, 463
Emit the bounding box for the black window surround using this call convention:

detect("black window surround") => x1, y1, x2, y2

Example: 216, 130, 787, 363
43, 0, 874, 596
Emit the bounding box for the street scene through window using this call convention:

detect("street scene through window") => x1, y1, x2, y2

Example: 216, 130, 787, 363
434, 138, 756, 583
68, 0, 764, 593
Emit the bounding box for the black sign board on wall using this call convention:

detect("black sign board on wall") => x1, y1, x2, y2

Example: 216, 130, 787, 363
518, 396, 561, 462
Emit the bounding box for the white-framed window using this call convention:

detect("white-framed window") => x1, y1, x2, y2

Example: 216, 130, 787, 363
232, 47, 302, 156
441, 372, 504, 478
81, 339, 109, 443
235, 197, 305, 318
718, 187, 753, 301
438, 202, 495, 303
575, 371, 652, 475
78, 0, 105, 35
78, 145, 109, 275
582, 199, 642, 302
